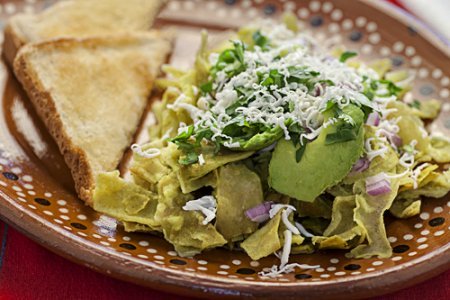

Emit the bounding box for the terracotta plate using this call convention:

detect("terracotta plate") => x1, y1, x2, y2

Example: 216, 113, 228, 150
0, 0, 449, 299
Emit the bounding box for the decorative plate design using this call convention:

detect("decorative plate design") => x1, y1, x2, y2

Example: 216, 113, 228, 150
0, 0, 449, 299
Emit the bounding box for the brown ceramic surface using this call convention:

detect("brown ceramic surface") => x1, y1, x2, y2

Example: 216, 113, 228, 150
0, 0, 449, 299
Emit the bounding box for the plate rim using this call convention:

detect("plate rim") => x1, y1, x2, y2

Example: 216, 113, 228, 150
0, 0, 449, 298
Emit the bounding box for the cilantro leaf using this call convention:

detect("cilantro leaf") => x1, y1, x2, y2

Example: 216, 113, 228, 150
200, 81, 213, 94
295, 145, 306, 163
339, 51, 358, 63
179, 152, 199, 165
408, 99, 421, 109
252, 31, 269, 49
325, 123, 358, 145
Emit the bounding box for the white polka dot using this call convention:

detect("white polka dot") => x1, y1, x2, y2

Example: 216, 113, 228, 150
392, 256, 402, 261
432, 69, 443, 79
167, 1, 180, 11
351, 271, 361, 275
197, 266, 207, 271
403, 234, 413, 240
298, 8, 309, 19
217, 271, 228, 275
107, 238, 116, 242
167, 251, 177, 256
434, 230, 445, 236
380, 46, 391, 56
361, 44, 373, 54
393, 41, 405, 52
154, 255, 164, 260
60, 215, 69, 220
12, 186, 22, 192
330, 258, 339, 264
420, 212, 430, 220
154, 261, 164, 265
421, 229, 430, 235
388, 236, 397, 243
439, 89, 449, 98
418, 244, 429, 250
247, 7, 258, 18
228, 275, 238, 278
59, 208, 68, 213
322, 2, 333, 13
250, 261, 260, 267
93, 234, 102, 239
138, 254, 148, 259
22, 175, 33, 182
315, 268, 325, 272
17, 197, 26, 203
11, 167, 21, 174
43, 210, 53, 216
434, 206, 444, 214
355, 16, 367, 27
368, 33, 381, 44
408, 251, 417, 256
245, 277, 255, 281
220, 264, 230, 270
411, 56, 422, 66
441, 77, 450, 86
63, 226, 72, 231
331, 9, 342, 21
335, 271, 346, 276
54, 219, 63, 224
77, 232, 87, 237
405, 46, 416, 56
442, 103, 450, 112
44, 192, 52, 197
366, 267, 375, 272
232, 260, 241, 265
27, 191, 36, 196
309, 1, 321, 11
366, 22, 377, 32
320, 274, 330, 278
23, 183, 33, 190
327, 266, 336, 271
417, 237, 427, 243
123, 236, 131, 241
147, 248, 157, 254
372, 261, 383, 266
16, 192, 26, 197
0, 180, 6, 187
77, 214, 87, 220
328, 23, 340, 33
342, 19, 353, 30
418, 68, 429, 78
138, 240, 149, 247
57, 200, 67, 206
197, 260, 208, 265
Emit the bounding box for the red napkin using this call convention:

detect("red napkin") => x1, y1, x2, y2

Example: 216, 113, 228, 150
0, 1, 448, 299
0, 219, 448, 299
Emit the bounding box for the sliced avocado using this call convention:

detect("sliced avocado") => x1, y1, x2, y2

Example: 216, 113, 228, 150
268, 104, 365, 202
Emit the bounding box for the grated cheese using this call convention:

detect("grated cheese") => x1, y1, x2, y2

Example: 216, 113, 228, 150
182, 196, 217, 225
131, 144, 161, 159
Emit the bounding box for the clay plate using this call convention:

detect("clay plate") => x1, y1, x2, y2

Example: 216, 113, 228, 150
0, 0, 449, 299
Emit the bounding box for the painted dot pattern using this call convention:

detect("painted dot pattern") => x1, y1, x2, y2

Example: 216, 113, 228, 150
0, 0, 447, 287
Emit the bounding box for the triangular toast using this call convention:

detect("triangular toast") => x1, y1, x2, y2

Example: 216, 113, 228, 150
3, 0, 166, 65
13, 33, 171, 204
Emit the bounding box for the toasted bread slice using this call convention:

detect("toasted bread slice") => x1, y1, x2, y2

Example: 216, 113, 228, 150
3, 0, 166, 65
13, 33, 172, 205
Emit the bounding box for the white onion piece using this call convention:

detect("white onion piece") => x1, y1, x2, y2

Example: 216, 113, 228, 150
366, 112, 380, 126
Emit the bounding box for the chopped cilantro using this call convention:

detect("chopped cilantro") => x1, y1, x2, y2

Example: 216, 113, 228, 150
339, 51, 357, 63
408, 99, 421, 109
179, 152, 199, 165
252, 31, 269, 49
200, 81, 213, 94
325, 123, 358, 145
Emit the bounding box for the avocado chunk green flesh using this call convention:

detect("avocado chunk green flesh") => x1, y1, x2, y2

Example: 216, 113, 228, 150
268, 104, 365, 202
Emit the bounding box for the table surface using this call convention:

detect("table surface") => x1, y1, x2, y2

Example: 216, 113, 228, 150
0, 0, 449, 299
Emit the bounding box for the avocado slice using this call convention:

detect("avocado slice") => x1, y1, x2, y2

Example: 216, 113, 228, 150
268, 104, 365, 202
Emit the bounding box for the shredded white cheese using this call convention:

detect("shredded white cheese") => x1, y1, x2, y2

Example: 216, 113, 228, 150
182, 196, 217, 225
295, 222, 314, 238
131, 144, 161, 159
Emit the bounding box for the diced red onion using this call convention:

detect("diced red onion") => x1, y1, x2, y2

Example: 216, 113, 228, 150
366, 173, 392, 196
366, 112, 380, 126
388, 134, 403, 148
351, 157, 370, 173
245, 202, 273, 223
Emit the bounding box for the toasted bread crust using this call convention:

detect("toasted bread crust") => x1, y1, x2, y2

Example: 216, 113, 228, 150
2, 0, 167, 66
14, 50, 96, 204
13, 34, 172, 205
